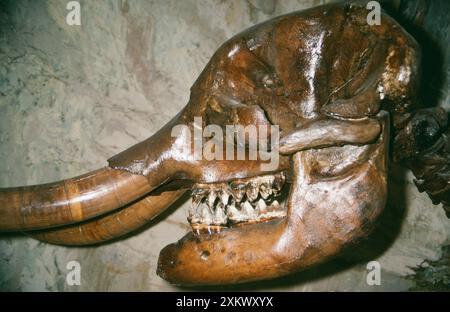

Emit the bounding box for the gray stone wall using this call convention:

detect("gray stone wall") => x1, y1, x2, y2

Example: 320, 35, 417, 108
0, 0, 449, 291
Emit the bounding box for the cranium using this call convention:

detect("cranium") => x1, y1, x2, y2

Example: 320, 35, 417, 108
1, 2, 447, 286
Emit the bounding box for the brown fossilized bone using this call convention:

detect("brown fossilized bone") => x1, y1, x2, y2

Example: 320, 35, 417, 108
0, 2, 448, 285
158, 111, 389, 285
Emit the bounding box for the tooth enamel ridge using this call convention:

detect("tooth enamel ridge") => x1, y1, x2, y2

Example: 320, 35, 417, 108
189, 173, 286, 230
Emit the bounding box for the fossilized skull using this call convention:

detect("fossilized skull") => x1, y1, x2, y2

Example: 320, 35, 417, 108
0, 2, 424, 286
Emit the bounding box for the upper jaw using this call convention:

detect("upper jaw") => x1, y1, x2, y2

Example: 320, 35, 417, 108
178, 113, 384, 234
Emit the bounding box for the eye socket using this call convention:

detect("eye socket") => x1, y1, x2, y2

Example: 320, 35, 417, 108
412, 117, 441, 152
303, 144, 371, 179
200, 250, 210, 261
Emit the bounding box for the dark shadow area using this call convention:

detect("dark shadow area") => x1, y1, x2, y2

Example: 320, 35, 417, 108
0, 232, 27, 241
102, 191, 192, 245
383, 0, 448, 110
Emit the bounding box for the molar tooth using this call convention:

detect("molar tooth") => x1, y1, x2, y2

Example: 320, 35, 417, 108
213, 203, 228, 225
192, 194, 203, 207
208, 191, 217, 207
219, 191, 230, 205
269, 200, 281, 211
188, 212, 200, 224
227, 204, 242, 222
188, 203, 201, 224
230, 184, 246, 202
246, 182, 259, 201
189, 194, 203, 221
192, 188, 209, 205
272, 175, 284, 196
259, 182, 272, 199
273, 173, 285, 186
255, 198, 267, 214
242, 201, 256, 218
200, 204, 213, 224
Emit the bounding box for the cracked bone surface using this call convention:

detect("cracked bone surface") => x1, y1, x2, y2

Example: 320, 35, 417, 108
2, 0, 444, 289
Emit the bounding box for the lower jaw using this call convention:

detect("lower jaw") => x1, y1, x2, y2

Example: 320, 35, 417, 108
157, 217, 291, 286
157, 171, 302, 286
189, 212, 288, 234
156, 184, 292, 285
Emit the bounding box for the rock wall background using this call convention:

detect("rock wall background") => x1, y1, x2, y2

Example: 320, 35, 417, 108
0, 0, 449, 291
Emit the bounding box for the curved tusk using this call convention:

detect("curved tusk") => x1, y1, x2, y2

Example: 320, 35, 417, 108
156, 112, 389, 285
0, 168, 151, 231
30, 189, 186, 246
278, 117, 381, 154
0, 121, 180, 232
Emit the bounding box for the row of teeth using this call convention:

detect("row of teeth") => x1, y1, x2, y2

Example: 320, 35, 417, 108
188, 173, 286, 228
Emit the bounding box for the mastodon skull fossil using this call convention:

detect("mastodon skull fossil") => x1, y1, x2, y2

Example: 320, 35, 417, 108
1, 2, 447, 286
